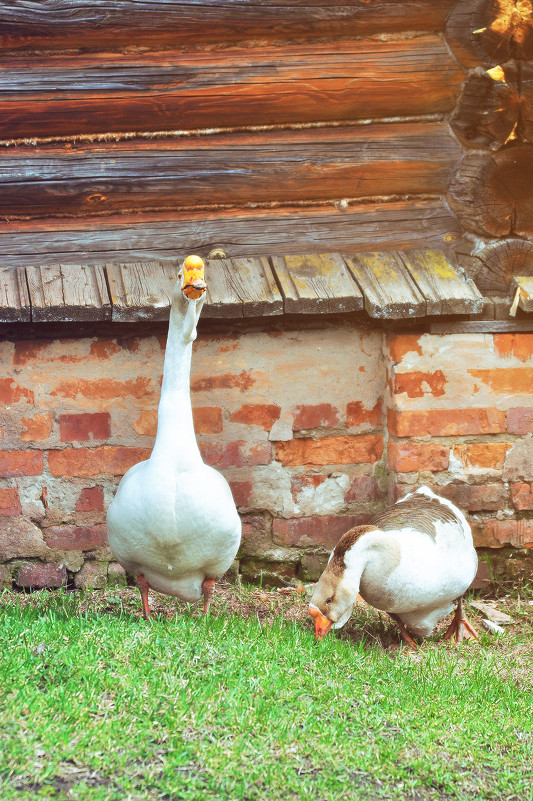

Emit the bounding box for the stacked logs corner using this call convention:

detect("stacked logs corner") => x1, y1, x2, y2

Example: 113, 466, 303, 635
446, 0, 533, 294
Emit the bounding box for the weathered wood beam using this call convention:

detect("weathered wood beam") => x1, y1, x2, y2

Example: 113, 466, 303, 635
0, 201, 461, 267
0, 1, 456, 52
0, 265, 30, 322
0, 123, 460, 218
270, 253, 363, 314
344, 251, 426, 318
510, 275, 533, 313
448, 145, 533, 238
399, 248, 483, 315
25, 264, 111, 322
0, 37, 464, 139
456, 239, 533, 294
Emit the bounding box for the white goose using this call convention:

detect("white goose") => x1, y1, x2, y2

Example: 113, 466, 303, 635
309, 487, 478, 646
107, 256, 241, 617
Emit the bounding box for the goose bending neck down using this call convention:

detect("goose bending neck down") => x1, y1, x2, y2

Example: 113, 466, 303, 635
106, 256, 242, 618
309, 487, 479, 647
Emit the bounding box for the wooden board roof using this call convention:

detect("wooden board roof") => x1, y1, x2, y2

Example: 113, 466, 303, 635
0, 249, 484, 323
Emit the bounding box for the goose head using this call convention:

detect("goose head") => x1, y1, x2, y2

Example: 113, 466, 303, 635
175, 255, 207, 342
309, 566, 355, 641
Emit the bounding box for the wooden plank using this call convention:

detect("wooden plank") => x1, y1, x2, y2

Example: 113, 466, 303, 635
0, 37, 464, 139
0, 122, 460, 217
26, 264, 110, 322
270, 253, 363, 314
106, 261, 177, 322
344, 252, 426, 318
399, 249, 484, 315
204, 257, 283, 319
510, 276, 533, 314
430, 320, 533, 334
0, 201, 462, 267
0, 266, 30, 322
0, 1, 455, 52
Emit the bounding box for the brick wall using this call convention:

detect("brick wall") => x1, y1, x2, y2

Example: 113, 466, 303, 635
1, 326, 532, 591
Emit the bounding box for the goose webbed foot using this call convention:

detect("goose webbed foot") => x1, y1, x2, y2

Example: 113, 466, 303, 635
443, 596, 479, 643
202, 577, 216, 615
388, 613, 419, 649
137, 573, 152, 620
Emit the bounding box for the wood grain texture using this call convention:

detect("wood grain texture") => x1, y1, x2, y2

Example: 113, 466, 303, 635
25, 264, 111, 322
449, 145, 533, 237
456, 238, 533, 294
106, 261, 177, 321
344, 251, 426, 318
399, 249, 484, 315
0, 201, 461, 267
431, 319, 533, 333
0, 1, 456, 52
0, 265, 30, 322
446, 0, 533, 67
0, 37, 464, 139
270, 253, 363, 314
204, 257, 283, 319
0, 122, 460, 217
510, 276, 533, 312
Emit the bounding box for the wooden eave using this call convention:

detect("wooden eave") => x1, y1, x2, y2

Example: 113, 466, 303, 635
0, 249, 487, 326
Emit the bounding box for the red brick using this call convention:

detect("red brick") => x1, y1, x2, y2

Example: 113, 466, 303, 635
51, 377, 154, 400
89, 340, 121, 359
291, 474, 327, 503
21, 413, 54, 442
60, 412, 111, 442
387, 334, 423, 363
13, 340, 47, 366
44, 524, 108, 551
388, 441, 448, 473
510, 482, 533, 510
470, 561, 492, 589
273, 514, 369, 549
200, 440, 271, 468
193, 406, 224, 434
437, 483, 508, 512
494, 333, 533, 362
229, 404, 280, 431
17, 562, 67, 589
468, 368, 533, 394
344, 475, 385, 504
346, 400, 383, 430
292, 404, 339, 431
452, 443, 511, 470
473, 519, 533, 548
0, 377, 34, 405
276, 435, 384, 467
394, 370, 446, 398
191, 371, 256, 393
239, 515, 273, 557
229, 480, 252, 508
133, 410, 158, 436
0, 488, 22, 516
48, 447, 150, 477
507, 407, 533, 434
76, 486, 105, 512
388, 407, 507, 437
0, 450, 43, 478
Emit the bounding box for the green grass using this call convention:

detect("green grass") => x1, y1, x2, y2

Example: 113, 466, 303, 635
1, 586, 532, 801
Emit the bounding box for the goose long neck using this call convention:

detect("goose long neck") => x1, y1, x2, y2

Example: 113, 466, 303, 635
151, 302, 202, 467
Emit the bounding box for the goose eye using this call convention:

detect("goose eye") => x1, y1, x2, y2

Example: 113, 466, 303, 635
326, 596, 333, 605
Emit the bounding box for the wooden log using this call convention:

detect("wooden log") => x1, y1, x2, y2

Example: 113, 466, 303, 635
204, 257, 283, 319
448, 145, 533, 237
0, 37, 464, 139
343, 252, 426, 318
0, 1, 456, 52
0, 123, 461, 217
399, 248, 484, 315
270, 253, 363, 314
446, 0, 533, 68
0, 265, 30, 322
0, 201, 461, 268
26, 264, 111, 322
456, 239, 533, 294
451, 66, 521, 147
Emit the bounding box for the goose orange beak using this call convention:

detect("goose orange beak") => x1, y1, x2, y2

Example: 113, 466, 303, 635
182, 255, 207, 299
309, 605, 333, 641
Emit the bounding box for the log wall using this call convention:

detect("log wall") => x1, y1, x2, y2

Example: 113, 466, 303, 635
0, 0, 465, 264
